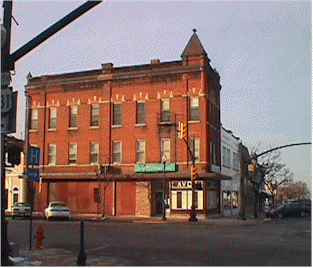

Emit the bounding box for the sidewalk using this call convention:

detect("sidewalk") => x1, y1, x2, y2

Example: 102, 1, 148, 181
9, 214, 267, 266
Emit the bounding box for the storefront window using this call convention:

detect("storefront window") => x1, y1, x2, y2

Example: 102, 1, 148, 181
177, 191, 182, 209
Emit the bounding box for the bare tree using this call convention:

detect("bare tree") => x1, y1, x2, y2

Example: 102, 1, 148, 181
278, 180, 310, 202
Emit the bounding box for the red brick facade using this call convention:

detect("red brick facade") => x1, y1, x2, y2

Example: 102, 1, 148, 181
26, 30, 229, 217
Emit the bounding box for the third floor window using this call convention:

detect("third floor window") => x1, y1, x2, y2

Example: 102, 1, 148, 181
49, 107, 57, 129
136, 102, 146, 124
190, 97, 200, 121
161, 99, 171, 122
113, 103, 122, 126
91, 104, 99, 127
30, 109, 39, 130
69, 105, 78, 128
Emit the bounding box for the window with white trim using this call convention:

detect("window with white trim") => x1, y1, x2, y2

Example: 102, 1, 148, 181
136, 102, 146, 124
69, 106, 78, 128
90, 142, 99, 164
113, 103, 122, 126
91, 104, 99, 127
161, 99, 171, 122
112, 141, 122, 164
48, 144, 56, 165
30, 109, 39, 130
189, 137, 200, 162
49, 107, 57, 129
69, 143, 77, 165
136, 140, 146, 163
189, 97, 200, 121
161, 139, 170, 162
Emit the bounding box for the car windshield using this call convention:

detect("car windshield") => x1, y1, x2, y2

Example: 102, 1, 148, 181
51, 202, 66, 207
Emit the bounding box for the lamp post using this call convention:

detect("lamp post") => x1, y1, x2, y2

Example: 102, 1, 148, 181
162, 155, 167, 221
248, 153, 259, 219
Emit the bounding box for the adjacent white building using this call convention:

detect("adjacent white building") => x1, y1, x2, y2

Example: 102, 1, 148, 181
221, 127, 241, 216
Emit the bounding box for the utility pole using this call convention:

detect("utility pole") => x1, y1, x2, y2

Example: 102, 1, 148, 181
1, 1, 102, 265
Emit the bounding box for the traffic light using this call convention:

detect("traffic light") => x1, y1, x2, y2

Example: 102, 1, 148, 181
191, 165, 197, 181
178, 122, 187, 140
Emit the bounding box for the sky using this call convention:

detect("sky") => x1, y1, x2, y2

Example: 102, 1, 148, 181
2, 0, 312, 190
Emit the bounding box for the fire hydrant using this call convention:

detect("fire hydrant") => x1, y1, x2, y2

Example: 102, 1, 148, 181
36, 226, 44, 249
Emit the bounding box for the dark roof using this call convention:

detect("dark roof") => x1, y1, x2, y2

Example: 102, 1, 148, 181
181, 29, 207, 58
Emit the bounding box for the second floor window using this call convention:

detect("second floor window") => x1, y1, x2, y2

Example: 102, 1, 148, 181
190, 97, 200, 121
136, 102, 146, 124
90, 142, 99, 164
189, 137, 200, 162
161, 139, 170, 162
49, 107, 57, 129
91, 104, 99, 127
48, 144, 56, 165
112, 141, 122, 164
161, 99, 171, 122
136, 140, 146, 163
69, 143, 77, 165
69, 106, 78, 128
113, 103, 122, 126
30, 109, 39, 130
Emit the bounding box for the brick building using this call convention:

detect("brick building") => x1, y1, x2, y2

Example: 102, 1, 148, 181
26, 30, 230, 217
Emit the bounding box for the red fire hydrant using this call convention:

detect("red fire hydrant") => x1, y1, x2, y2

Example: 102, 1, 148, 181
36, 226, 44, 249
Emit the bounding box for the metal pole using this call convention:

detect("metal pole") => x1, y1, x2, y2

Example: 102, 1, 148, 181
1, 3, 13, 263
162, 161, 166, 220
239, 143, 246, 221
10, 1, 102, 64
189, 139, 197, 222
77, 221, 86, 266
1, 134, 11, 266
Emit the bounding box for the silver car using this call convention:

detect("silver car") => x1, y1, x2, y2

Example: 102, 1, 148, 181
44, 201, 70, 220
12, 202, 31, 219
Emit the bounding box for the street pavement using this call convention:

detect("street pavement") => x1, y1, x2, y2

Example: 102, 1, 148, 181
7, 214, 311, 266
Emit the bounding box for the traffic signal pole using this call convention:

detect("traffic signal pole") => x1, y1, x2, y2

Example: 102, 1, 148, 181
1, 1, 102, 265
178, 122, 198, 222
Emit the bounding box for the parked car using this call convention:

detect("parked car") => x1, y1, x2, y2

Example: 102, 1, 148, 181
267, 203, 310, 219
12, 202, 31, 219
44, 201, 70, 220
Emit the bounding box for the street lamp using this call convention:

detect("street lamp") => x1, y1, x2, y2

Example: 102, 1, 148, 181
248, 153, 261, 219
162, 155, 167, 221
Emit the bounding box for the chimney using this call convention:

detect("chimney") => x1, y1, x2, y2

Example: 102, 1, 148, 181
151, 59, 160, 64
101, 63, 113, 70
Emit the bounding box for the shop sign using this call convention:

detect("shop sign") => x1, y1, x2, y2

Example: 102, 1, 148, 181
171, 180, 203, 190
135, 163, 177, 173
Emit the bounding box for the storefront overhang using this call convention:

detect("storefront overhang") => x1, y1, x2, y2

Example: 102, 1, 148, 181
37, 171, 232, 183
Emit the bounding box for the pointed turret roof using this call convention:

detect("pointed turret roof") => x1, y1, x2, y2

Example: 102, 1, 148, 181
181, 29, 207, 58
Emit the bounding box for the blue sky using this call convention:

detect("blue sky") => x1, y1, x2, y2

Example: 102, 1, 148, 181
4, 0, 312, 190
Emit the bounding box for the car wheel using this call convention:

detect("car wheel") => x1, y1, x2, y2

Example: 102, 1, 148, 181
12, 215, 15, 220
277, 212, 283, 219
300, 211, 306, 217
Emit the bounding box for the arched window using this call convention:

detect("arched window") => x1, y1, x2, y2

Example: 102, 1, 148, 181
13, 187, 18, 205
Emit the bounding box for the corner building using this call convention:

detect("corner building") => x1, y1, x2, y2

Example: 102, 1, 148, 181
26, 30, 230, 217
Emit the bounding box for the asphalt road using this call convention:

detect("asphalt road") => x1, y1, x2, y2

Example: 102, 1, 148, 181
7, 217, 311, 266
